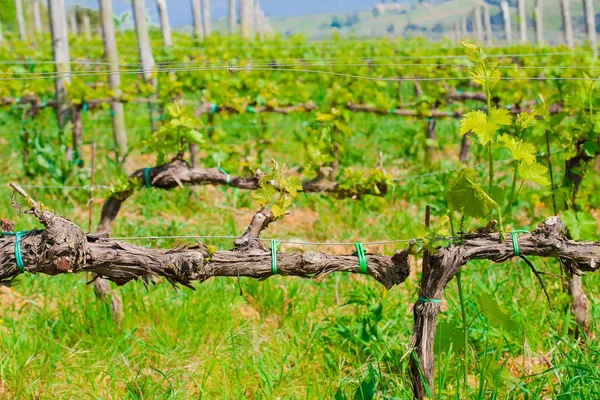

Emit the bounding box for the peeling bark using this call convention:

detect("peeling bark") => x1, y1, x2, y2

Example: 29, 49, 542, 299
0, 191, 410, 290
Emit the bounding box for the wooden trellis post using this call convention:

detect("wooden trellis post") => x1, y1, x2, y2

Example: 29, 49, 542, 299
473, 5, 484, 43
69, 11, 78, 34
534, 0, 544, 45
132, 0, 159, 132
202, 0, 211, 37
33, 0, 43, 34
191, 0, 204, 41
15, 0, 27, 41
240, 0, 250, 38
483, 4, 492, 46
83, 13, 92, 40
561, 0, 574, 49
228, 0, 236, 34
518, 0, 527, 43
99, 0, 128, 160
460, 14, 467, 38
583, 0, 598, 57
48, 0, 71, 129
501, 0, 512, 44
253, 0, 261, 37
258, 9, 270, 35
156, 0, 173, 47
453, 21, 459, 42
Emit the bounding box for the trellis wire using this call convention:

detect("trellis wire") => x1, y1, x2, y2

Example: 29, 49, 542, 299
108, 234, 421, 246
2, 64, 599, 82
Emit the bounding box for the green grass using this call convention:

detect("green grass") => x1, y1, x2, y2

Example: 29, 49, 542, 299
1, 55, 600, 398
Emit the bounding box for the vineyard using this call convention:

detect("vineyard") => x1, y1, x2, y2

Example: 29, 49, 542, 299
2, 5, 600, 398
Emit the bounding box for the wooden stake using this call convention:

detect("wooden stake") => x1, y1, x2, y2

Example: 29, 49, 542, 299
453, 21, 459, 42
15, 0, 27, 41
483, 4, 492, 46
518, 0, 527, 43
83, 13, 92, 40
132, 0, 158, 132
71, 105, 82, 161
561, 0, 574, 49
69, 11, 78, 34
253, 0, 261, 37
460, 14, 467, 38
459, 134, 471, 164
191, 0, 204, 41
48, 0, 71, 128
156, 0, 173, 47
202, 0, 211, 37
240, 0, 250, 38
88, 143, 96, 232
33, 0, 43, 34
501, 0, 512, 44
473, 5, 484, 43
228, 0, 236, 34
99, 0, 128, 161
534, 0, 544, 45
583, 0, 598, 58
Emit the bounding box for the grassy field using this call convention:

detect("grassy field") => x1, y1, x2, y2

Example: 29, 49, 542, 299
1, 35, 600, 398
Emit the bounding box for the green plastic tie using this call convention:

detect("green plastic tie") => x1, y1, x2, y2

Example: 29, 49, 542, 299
82, 102, 88, 112
1, 231, 30, 271
271, 239, 279, 275
143, 167, 152, 188
246, 105, 256, 114
354, 242, 367, 274
218, 166, 231, 185
418, 297, 442, 303
41, 98, 47, 107
389, 108, 395, 114
210, 103, 218, 114
511, 230, 529, 256
109, 109, 115, 117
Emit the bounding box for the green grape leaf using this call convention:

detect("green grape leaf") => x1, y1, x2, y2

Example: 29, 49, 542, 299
477, 293, 518, 332
271, 204, 286, 218
183, 129, 204, 145
583, 141, 600, 157
459, 110, 486, 137
517, 161, 550, 186
282, 175, 303, 197
435, 320, 465, 354
459, 108, 511, 145
487, 107, 513, 131
469, 65, 501, 87
499, 135, 536, 165
447, 169, 499, 218
413, 224, 429, 240
515, 111, 535, 132
251, 185, 277, 207
562, 210, 598, 240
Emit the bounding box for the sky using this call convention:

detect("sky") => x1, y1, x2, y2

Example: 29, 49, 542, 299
69, 0, 374, 26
